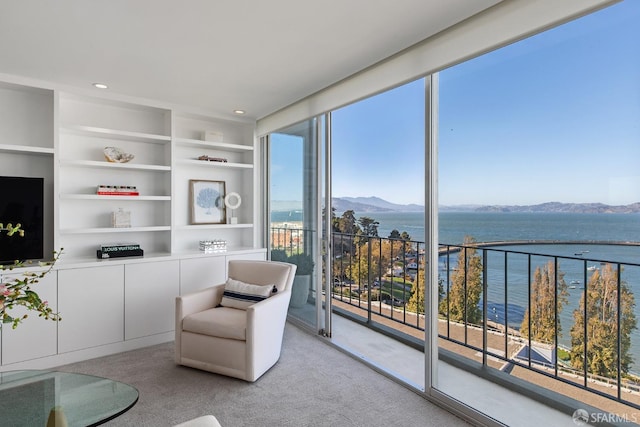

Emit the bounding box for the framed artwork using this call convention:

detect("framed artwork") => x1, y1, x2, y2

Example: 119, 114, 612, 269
189, 179, 226, 224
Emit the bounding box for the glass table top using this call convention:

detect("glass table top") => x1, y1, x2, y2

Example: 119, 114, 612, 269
0, 370, 139, 427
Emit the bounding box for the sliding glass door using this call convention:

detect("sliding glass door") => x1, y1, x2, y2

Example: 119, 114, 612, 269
267, 118, 327, 332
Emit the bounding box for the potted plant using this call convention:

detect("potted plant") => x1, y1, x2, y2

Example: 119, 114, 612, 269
287, 252, 314, 308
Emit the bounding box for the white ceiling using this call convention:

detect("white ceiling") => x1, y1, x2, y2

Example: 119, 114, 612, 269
0, 0, 500, 120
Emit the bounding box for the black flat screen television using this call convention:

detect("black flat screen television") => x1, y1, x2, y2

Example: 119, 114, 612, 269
0, 176, 44, 264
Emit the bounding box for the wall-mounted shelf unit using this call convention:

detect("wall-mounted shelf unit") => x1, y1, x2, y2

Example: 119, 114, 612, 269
0, 144, 55, 156
0, 81, 55, 259
171, 111, 256, 254
0, 79, 260, 262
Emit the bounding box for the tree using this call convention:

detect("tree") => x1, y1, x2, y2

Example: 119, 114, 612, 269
358, 216, 379, 237
570, 263, 637, 378
400, 231, 411, 241
406, 268, 426, 314
345, 243, 371, 288
389, 229, 401, 239
520, 261, 568, 344
338, 210, 359, 235
439, 236, 483, 324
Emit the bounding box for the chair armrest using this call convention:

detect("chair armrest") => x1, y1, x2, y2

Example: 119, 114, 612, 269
176, 284, 225, 320
247, 289, 291, 328
245, 290, 292, 379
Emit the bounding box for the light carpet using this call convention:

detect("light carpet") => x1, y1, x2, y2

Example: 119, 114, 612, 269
56, 323, 470, 427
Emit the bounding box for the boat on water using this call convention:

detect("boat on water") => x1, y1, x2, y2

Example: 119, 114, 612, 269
570, 280, 581, 285
587, 265, 598, 271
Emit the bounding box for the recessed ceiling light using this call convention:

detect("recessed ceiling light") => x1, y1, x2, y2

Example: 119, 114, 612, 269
233, 109, 245, 115
93, 83, 108, 89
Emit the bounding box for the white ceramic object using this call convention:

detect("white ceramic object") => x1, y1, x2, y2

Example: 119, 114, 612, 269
104, 146, 134, 163
224, 192, 242, 210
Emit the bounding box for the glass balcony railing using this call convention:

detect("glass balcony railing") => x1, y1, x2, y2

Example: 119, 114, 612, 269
272, 228, 640, 412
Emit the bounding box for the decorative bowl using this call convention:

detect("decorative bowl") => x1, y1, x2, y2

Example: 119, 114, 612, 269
104, 147, 134, 163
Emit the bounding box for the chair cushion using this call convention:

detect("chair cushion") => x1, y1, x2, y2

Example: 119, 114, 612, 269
220, 278, 275, 310
182, 307, 247, 340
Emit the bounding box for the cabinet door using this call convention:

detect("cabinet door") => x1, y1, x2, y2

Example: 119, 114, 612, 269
58, 265, 125, 353
125, 260, 179, 340
179, 256, 226, 295
1, 272, 58, 365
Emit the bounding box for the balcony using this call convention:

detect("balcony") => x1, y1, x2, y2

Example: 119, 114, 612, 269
273, 227, 640, 424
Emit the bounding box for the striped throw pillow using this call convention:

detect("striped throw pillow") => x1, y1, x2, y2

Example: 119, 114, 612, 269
220, 278, 276, 310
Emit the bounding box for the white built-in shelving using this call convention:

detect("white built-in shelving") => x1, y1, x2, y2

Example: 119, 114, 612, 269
0, 80, 260, 260
171, 111, 256, 253
0, 77, 265, 371
0, 81, 55, 259
0, 144, 55, 155
57, 92, 173, 259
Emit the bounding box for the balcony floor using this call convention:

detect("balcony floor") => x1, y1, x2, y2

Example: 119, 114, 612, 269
318, 311, 581, 426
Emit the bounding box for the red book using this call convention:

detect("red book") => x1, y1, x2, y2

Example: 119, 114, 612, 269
97, 191, 140, 196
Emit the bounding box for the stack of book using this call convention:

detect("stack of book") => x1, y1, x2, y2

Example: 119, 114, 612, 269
96, 185, 139, 196
97, 243, 144, 259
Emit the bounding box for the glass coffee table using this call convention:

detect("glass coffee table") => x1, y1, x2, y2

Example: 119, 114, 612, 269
0, 370, 139, 426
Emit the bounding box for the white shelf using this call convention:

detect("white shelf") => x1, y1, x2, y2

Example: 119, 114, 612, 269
61, 125, 171, 144
177, 159, 253, 169
60, 194, 171, 201
0, 144, 54, 156
60, 226, 171, 235
174, 137, 253, 152
177, 223, 254, 230
59, 159, 171, 171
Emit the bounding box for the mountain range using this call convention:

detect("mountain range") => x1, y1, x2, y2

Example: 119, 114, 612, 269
331, 197, 640, 214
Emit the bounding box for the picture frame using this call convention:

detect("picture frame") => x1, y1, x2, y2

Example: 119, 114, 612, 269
189, 179, 226, 224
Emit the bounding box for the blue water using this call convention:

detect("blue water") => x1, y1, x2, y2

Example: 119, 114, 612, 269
372, 210, 640, 247
369, 211, 640, 371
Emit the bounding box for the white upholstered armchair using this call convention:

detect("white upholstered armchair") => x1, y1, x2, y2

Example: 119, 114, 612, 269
175, 260, 296, 382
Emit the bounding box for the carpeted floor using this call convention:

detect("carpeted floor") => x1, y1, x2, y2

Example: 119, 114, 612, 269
56, 323, 470, 426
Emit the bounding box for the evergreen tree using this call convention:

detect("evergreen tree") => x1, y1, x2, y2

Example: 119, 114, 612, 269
400, 231, 411, 241
358, 216, 379, 237
389, 229, 401, 239
339, 210, 359, 235
439, 236, 483, 324
520, 261, 568, 344
570, 263, 637, 378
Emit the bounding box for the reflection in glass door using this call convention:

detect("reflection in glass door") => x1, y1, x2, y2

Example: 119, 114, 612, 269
268, 118, 325, 331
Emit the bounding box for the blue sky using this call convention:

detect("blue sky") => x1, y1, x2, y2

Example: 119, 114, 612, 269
273, 1, 640, 207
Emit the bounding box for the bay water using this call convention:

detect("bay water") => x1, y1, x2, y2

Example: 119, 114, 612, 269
374, 210, 640, 372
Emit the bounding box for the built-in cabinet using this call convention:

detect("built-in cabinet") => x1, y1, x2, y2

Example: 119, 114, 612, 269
124, 260, 180, 340
0, 78, 266, 369
58, 265, 125, 353
0, 270, 57, 365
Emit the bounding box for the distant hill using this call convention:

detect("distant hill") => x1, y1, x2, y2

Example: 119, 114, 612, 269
333, 196, 423, 213
332, 198, 640, 214
272, 197, 640, 214
473, 201, 640, 214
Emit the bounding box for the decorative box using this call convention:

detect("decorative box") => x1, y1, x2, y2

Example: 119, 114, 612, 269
203, 130, 224, 143
111, 208, 131, 228
199, 239, 227, 253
